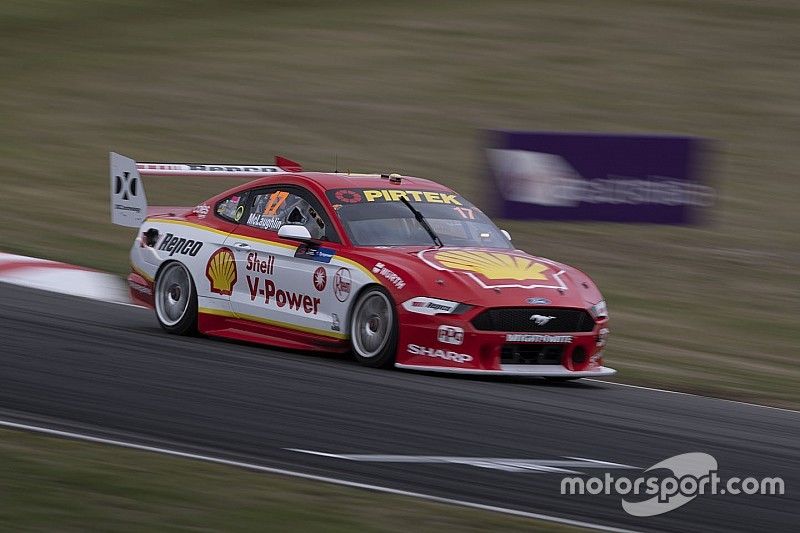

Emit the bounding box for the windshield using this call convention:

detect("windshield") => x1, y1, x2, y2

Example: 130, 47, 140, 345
326, 188, 512, 248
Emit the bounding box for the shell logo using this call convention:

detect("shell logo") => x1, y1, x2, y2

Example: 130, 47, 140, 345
420, 249, 567, 290
206, 247, 238, 296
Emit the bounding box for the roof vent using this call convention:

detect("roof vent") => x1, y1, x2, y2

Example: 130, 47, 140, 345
381, 173, 402, 183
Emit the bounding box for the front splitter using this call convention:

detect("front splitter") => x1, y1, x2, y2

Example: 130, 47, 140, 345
394, 363, 617, 377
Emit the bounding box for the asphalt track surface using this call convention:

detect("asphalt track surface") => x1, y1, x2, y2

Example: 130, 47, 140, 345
1, 282, 798, 532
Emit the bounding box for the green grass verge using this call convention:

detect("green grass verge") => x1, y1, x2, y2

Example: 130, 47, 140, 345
0, 1, 797, 407
0, 428, 581, 532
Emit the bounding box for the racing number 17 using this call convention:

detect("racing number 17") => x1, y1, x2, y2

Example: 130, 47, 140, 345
453, 206, 475, 220
263, 191, 289, 216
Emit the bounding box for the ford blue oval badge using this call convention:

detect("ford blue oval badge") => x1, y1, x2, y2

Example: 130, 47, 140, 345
526, 297, 551, 305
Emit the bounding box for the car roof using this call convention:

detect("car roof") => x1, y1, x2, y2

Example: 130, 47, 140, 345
242, 171, 454, 193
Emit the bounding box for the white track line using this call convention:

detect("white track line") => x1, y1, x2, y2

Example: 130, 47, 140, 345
585, 379, 800, 415
0, 418, 638, 533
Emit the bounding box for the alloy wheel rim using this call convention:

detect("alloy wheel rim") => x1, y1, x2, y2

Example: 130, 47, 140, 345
351, 292, 392, 358
155, 263, 191, 327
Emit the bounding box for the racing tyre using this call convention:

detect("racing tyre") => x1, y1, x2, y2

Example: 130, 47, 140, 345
350, 286, 397, 368
154, 261, 198, 335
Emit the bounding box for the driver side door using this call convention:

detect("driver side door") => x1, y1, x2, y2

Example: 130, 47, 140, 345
226, 186, 342, 339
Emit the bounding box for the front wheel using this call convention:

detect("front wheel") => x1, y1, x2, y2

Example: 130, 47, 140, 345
154, 261, 198, 335
350, 286, 397, 368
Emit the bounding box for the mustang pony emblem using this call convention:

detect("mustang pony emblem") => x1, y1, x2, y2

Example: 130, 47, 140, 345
530, 314, 556, 326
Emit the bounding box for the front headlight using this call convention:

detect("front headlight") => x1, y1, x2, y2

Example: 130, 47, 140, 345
589, 300, 608, 320
402, 296, 472, 316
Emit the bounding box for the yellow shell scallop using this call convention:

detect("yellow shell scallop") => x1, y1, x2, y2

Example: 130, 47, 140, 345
432, 250, 549, 281
206, 247, 237, 295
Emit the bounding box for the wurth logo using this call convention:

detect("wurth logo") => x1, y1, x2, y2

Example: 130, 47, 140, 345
372, 262, 405, 289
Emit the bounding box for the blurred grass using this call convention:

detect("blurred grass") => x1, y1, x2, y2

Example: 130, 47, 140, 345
0, 428, 580, 532
0, 0, 797, 407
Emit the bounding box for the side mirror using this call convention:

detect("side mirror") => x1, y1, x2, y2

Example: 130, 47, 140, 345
501, 229, 512, 241
278, 224, 313, 241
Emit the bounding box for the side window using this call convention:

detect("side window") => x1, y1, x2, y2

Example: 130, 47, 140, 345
215, 192, 248, 223
245, 188, 334, 241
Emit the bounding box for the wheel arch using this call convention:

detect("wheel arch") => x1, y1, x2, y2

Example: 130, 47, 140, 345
347, 282, 399, 368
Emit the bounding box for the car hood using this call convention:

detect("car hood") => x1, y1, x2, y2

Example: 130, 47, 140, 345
359, 246, 603, 309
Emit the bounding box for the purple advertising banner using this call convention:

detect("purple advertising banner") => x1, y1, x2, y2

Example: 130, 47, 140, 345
485, 131, 714, 223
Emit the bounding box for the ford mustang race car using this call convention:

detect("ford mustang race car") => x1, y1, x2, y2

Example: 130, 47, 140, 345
110, 152, 614, 378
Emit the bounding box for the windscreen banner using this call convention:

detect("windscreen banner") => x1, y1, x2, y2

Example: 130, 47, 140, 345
485, 131, 715, 223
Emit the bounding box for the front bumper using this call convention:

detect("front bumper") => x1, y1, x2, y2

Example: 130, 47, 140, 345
395, 363, 616, 377
395, 304, 614, 378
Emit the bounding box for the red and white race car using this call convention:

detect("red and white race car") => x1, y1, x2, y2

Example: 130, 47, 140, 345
111, 152, 614, 378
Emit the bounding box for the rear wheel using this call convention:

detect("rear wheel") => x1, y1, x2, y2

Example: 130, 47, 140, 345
154, 261, 197, 335
350, 286, 397, 368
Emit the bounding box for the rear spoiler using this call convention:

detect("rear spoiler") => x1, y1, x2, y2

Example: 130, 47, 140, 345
110, 152, 302, 227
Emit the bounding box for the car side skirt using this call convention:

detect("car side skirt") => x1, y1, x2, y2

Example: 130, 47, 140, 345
198, 308, 350, 354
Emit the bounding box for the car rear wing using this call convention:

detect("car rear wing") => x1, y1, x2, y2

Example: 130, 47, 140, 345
110, 152, 302, 227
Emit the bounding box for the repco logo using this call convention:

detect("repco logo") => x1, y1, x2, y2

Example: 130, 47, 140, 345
158, 233, 203, 257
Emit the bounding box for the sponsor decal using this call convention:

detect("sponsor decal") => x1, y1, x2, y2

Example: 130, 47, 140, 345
363, 189, 462, 205
333, 267, 352, 302
246, 213, 283, 230
402, 297, 460, 315
331, 313, 340, 331
128, 279, 153, 296
192, 204, 210, 218
246, 252, 275, 275
527, 297, 551, 305
246, 276, 321, 314
407, 343, 473, 364
158, 233, 204, 257
327, 189, 463, 205
187, 164, 280, 172
313, 266, 327, 291
419, 249, 567, 290
114, 171, 139, 203
506, 334, 573, 343
437, 325, 464, 345
138, 163, 184, 171
294, 243, 335, 263
114, 204, 142, 213
530, 314, 556, 326
334, 189, 362, 203
206, 247, 237, 296
372, 262, 405, 289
